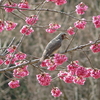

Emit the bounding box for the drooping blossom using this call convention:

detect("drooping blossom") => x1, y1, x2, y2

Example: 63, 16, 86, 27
85, 68, 93, 78
20, 25, 34, 35
3, 3, 17, 12
92, 15, 100, 28
46, 60, 57, 71
46, 23, 61, 33
90, 41, 100, 53
67, 60, 80, 75
74, 18, 87, 29
13, 65, 29, 78
40, 59, 49, 67
18, 1, 30, 11
63, 74, 74, 83
51, 87, 62, 97
40, 59, 57, 71
36, 73, 52, 86
75, 2, 88, 15
4, 54, 17, 65
53, 54, 68, 65
73, 76, 86, 85
46, 0, 67, 5
5, 21, 18, 31
67, 27, 75, 35
57, 71, 68, 80
54, 0, 67, 5
15, 52, 27, 60
40, 54, 67, 71
8, 80, 20, 88
7, 45, 17, 53
91, 69, 100, 79
0, 59, 4, 65
25, 15, 38, 25
0, 19, 4, 32
75, 66, 88, 78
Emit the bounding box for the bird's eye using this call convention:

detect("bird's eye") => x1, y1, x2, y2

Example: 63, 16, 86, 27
61, 34, 66, 39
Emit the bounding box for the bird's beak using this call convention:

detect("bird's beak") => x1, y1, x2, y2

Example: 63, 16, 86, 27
65, 35, 69, 40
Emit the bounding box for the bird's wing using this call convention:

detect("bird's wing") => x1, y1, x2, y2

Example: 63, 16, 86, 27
42, 39, 61, 59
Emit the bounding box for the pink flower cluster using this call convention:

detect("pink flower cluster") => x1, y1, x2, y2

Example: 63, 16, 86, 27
4, 52, 27, 65
0, 20, 4, 32
5, 21, 18, 31
75, 2, 88, 15
20, 25, 34, 35
13, 65, 29, 78
0, 20, 18, 32
8, 80, 20, 88
7, 45, 17, 53
15, 52, 27, 60
90, 42, 100, 53
40, 54, 68, 71
51, 87, 62, 97
36, 73, 52, 86
92, 15, 100, 28
67, 27, 75, 35
58, 60, 100, 85
18, 1, 30, 11
0, 59, 4, 65
46, 0, 67, 5
4, 3, 17, 12
25, 15, 38, 25
74, 18, 87, 29
46, 23, 61, 33
3, 1, 30, 12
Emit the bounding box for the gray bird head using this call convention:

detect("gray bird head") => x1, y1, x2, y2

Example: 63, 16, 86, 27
56, 33, 68, 40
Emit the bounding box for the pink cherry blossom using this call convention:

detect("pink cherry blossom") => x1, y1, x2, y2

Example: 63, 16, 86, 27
51, 87, 62, 97
67, 27, 75, 35
75, 66, 88, 78
7, 45, 17, 53
75, 2, 88, 15
74, 18, 87, 29
13, 65, 29, 78
0, 19, 4, 32
3, 3, 17, 12
46, 0, 67, 5
25, 15, 38, 25
46, 23, 61, 33
54, 0, 67, 5
18, 1, 30, 11
63, 75, 74, 83
67, 60, 80, 75
5, 21, 18, 31
91, 69, 100, 79
40, 59, 48, 67
40, 59, 57, 71
92, 15, 100, 28
20, 25, 34, 35
73, 76, 86, 85
4, 58, 16, 65
0, 59, 4, 65
8, 80, 20, 88
90, 42, 100, 53
85, 68, 93, 78
15, 52, 27, 60
4, 54, 17, 65
36, 73, 52, 86
57, 71, 68, 80
53, 54, 68, 65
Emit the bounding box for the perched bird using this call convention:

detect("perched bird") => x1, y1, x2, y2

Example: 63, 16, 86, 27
40, 33, 68, 62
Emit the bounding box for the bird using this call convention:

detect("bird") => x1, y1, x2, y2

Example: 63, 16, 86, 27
40, 33, 68, 62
